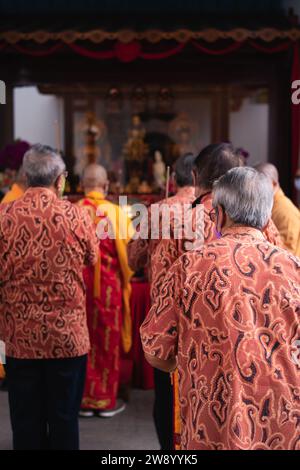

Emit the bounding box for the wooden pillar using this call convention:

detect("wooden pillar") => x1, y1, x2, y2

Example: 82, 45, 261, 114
268, 67, 291, 197
0, 83, 14, 151
64, 95, 74, 173
211, 86, 230, 142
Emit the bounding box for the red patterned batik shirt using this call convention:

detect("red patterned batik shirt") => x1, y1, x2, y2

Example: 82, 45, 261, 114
127, 186, 197, 299
0, 188, 99, 359
141, 226, 300, 450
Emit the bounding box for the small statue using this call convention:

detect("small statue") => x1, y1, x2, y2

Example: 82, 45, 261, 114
153, 150, 166, 190
75, 112, 111, 176
169, 112, 198, 160
123, 115, 148, 163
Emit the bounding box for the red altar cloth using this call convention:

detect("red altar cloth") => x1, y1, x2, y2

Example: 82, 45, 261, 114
120, 280, 154, 390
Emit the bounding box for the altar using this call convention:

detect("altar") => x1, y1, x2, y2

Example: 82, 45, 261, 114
36, 82, 272, 196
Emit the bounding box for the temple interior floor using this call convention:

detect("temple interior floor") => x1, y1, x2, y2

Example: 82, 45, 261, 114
0, 388, 159, 450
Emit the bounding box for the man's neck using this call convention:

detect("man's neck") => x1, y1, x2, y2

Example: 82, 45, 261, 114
197, 187, 211, 197
176, 185, 194, 193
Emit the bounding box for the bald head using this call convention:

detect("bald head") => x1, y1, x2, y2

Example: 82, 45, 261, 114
82, 164, 108, 194
255, 163, 279, 186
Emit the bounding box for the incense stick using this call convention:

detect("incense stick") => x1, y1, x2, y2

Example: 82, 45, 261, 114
165, 165, 170, 199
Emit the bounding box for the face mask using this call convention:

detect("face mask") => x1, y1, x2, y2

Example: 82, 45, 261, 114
215, 228, 222, 239
294, 178, 300, 191
214, 205, 225, 238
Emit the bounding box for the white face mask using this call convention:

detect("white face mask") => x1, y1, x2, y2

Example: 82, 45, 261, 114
294, 178, 300, 191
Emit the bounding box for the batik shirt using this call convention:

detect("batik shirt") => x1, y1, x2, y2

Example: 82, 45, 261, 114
127, 186, 197, 300
141, 226, 300, 450
0, 188, 98, 359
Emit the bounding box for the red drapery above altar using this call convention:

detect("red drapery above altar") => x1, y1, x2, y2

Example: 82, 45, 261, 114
0, 38, 297, 60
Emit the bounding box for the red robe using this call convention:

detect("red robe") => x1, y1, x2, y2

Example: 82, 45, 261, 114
80, 196, 127, 410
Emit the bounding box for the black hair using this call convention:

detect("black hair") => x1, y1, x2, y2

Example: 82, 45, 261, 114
174, 153, 195, 187
194, 143, 242, 190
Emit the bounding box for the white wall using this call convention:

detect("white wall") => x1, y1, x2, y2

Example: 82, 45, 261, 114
283, 0, 300, 17
13, 86, 64, 149
230, 99, 269, 166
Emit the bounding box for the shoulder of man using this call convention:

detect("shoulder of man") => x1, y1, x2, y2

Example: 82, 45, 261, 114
0, 198, 19, 220
178, 237, 228, 265
56, 198, 94, 226
270, 243, 300, 269
0, 200, 11, 213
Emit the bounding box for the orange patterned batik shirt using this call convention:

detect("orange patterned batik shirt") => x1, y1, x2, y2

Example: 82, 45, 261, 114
141, 226, 300, 450
0, 188, 99, 359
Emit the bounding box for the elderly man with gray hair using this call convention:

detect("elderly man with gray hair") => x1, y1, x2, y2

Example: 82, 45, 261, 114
0, 144, 98, 450
141, 167, 300, 450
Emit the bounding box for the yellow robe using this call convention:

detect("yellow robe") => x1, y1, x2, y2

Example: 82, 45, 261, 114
1, 183, 24, 204
0, 183, 24, 379
78, 191, 134, 353
272, 188, 300, 257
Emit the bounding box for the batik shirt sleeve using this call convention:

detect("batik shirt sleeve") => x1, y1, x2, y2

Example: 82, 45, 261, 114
140, 258, 182, 361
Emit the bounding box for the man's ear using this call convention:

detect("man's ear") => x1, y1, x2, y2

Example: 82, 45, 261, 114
192, 170, 201, 197
216, 205, 226, 232
55, 174, 65, 195
192, 170, 197, 188
104, 180, 109, 194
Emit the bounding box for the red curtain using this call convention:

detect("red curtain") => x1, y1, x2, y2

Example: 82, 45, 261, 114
68, 42, 115, 60
6, 39, 296, 62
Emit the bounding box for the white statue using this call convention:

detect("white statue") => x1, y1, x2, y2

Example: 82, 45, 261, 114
153, 150, 166, 189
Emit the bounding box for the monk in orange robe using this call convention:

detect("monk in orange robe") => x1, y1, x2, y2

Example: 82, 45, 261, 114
1, 166, 27, 204
256, 163, 299, 256
141, 167, 300, 450
79, 164, 133, 418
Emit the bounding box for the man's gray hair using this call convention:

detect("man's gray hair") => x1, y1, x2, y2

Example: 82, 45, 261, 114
212, 167, 273, 230
23, 144, 66, 187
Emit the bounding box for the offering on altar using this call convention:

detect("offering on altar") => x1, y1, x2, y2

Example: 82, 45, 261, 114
124, 176, 140, 194
138, 180, 153, 194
